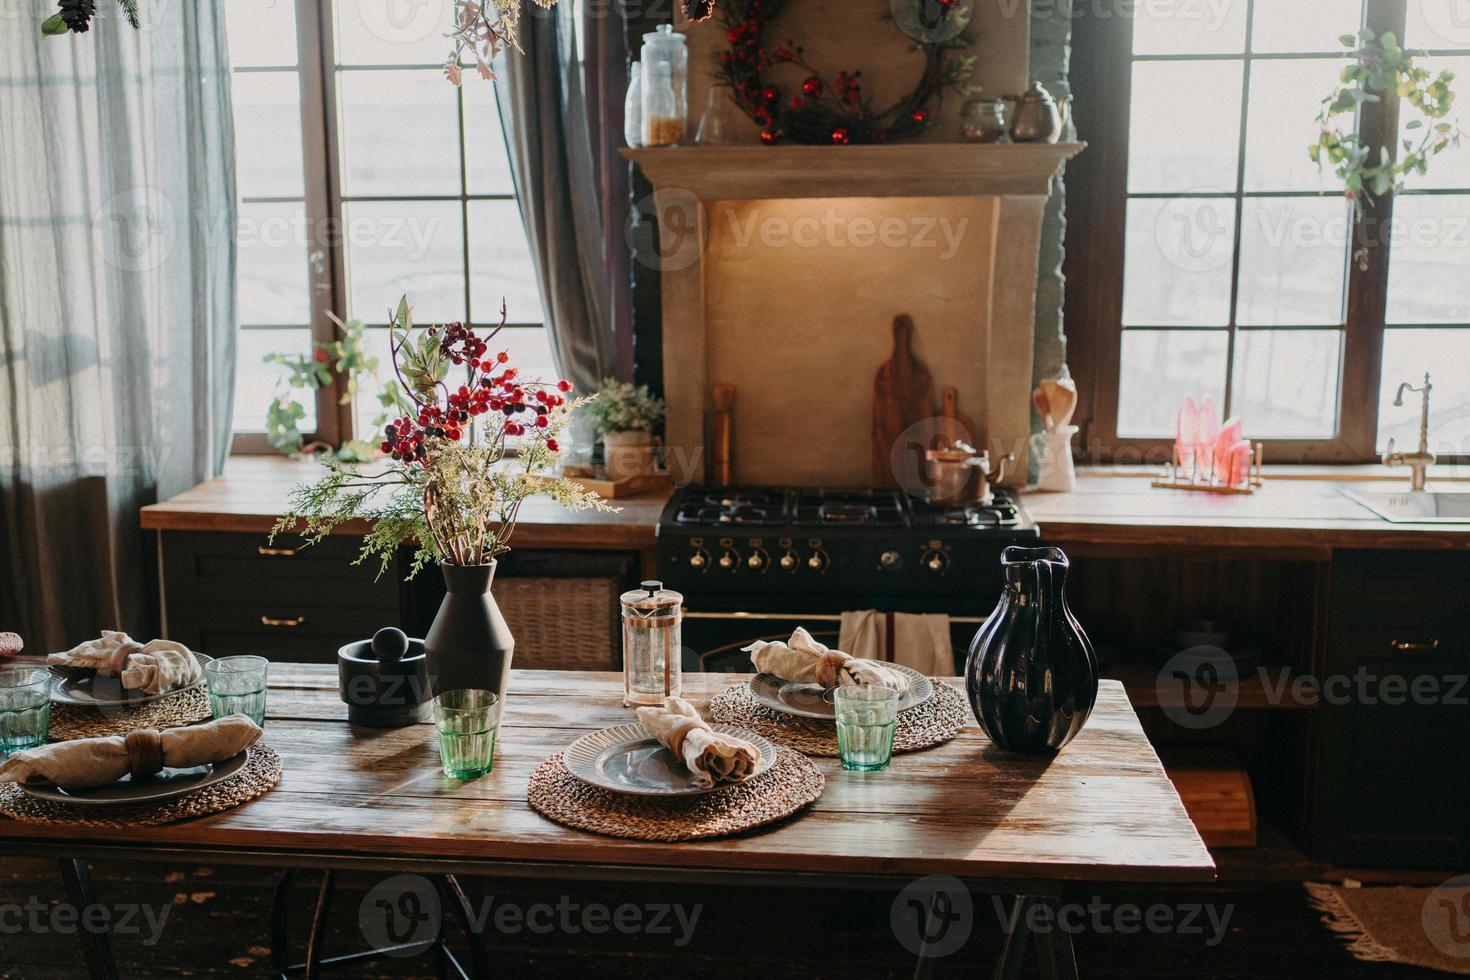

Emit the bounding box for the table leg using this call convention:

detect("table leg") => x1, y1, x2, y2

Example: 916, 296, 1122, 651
437, 874, 486, 979
1029, 897, 1078, 980
270, 868, 298, 977
992, 896, 1034, 980
58, 859, 119, 980
303, 870, 336, 980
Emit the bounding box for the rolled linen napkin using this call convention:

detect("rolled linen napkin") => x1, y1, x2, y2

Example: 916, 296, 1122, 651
0, 716, 263, 791
49, 631, 202, 696
636, 697, 760, 788
743, 627, 910, 692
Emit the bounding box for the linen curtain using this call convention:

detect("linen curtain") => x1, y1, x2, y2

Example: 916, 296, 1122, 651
494, 3, 618, 394
0, 7, 237, 653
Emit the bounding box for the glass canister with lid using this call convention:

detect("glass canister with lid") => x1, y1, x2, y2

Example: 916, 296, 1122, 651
640, 24, 688, 146
620, 580, 683, 706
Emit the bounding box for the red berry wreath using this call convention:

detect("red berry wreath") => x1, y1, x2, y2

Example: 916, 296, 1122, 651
713, 0, 976, 145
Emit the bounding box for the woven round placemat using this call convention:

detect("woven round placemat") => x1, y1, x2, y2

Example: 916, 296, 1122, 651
706, 680, 970, 757
48, 686, 212, 742
528, 746, 824, 841
0, 745, 282, 828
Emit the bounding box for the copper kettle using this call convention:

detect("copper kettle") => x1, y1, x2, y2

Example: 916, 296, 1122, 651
1009, 81, 1070, 144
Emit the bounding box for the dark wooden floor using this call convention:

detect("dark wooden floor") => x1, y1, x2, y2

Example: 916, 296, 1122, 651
0, 858, 1451, 978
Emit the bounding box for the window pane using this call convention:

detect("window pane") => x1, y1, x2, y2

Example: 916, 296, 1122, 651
1131, 0, 1246, 55
346, 201, 465, 323
1123, 197, 1236, 326
1230, 330, 1342, 437
1386, 194, 1470, 324
352, 327, 395, 443
500, 327, 560, 387
1236, 196, 1350, 325
234, 328, 317, 433
225, 0, 298, 68
338, 70, 461, 196
238, 202, 311, 325
1398, 57, 1470, 190
463, 80, 516, 196
1243, 58, 1346, 192
1127, 61, 1243, 194
468, 200, 544, 324
232, 72, 305, 198
1406, 0, 1470, 50
1117, 330, 1229, 437
335, 0, 452, 66
1378, 329, 1470, 454
1250, 0, 1362, 54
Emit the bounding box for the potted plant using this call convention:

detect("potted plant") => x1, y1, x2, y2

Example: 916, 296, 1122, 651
586, 379, 666, 480
272, 296, 610, 700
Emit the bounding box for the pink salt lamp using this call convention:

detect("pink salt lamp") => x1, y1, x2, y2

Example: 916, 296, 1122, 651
1175, 397, 1199, 470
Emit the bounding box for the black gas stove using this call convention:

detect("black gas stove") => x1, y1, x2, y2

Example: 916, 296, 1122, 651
656, 485, 1038, 601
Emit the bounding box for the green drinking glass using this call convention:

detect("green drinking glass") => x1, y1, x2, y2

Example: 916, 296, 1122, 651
834, 685, 901, 772
204, 656, 269, 726
0, 668, 52, 755
433, 689, 500, 780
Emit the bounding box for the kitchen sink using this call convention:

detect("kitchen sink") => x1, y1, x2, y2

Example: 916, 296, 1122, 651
1342, 488, 1470, 523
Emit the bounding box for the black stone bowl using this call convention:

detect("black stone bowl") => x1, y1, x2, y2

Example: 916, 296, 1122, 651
337, 637, 432, 728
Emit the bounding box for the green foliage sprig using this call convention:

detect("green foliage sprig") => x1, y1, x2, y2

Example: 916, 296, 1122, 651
1311, 28, 1462, 210
584, 379, 666, 435
263, 315, 395, 463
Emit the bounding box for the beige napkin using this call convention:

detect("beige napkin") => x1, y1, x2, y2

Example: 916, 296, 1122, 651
0, 716, 262, 791
743, 627, 910, 692
838, 610, 955, 677
49, 631, 202, 696
636, 697, 759, 787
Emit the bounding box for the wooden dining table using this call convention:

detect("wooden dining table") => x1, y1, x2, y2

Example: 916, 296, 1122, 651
0, 666, 1214, 979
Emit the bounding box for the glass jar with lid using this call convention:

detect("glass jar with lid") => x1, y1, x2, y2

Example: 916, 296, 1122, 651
640, 24, 688, 146
620, 580, 683, 706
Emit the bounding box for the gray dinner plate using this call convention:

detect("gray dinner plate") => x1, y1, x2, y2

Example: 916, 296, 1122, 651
563, 723, 776, 797
49, 652, 213, 708
748, 662, 933, 721
20, 748, 250, 808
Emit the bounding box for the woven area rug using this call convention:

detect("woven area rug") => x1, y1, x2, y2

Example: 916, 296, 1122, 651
1306, 881, 1470, 975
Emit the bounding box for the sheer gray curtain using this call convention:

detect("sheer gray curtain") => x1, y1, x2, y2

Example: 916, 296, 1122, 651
0, 8, 236, 652
494, 4, 617, 394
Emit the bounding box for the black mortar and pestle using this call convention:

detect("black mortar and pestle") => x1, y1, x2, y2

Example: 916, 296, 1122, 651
337, 627, 433, 727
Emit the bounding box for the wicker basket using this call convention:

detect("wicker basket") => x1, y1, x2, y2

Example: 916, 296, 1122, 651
494, 577, 621, 671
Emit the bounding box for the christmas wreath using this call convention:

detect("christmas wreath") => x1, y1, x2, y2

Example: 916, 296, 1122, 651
713, 0, 976, 145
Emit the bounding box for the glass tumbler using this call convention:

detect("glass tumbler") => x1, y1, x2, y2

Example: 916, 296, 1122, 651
204, 655, 269, 726
834, 686, 901, 772
0, 669, 51, 754
433, 689, 501, 780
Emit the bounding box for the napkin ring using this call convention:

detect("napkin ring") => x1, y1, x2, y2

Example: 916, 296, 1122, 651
107, 641, 141, 677
124, 729, 165, 779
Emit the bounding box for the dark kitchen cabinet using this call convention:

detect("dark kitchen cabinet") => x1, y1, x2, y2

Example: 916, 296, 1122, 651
1312, 549, 1470, 868
158, 531, 639, 668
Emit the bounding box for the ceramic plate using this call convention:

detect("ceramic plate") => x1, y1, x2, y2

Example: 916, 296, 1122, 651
748, 662, 933, 721
563, 723, 776, 797
20, 749, 250, 808
49, 652, 213, 708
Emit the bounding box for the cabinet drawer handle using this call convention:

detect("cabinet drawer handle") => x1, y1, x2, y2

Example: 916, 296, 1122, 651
1390, 638, 1439, 652
257, 546, 297, 557
260, 615, 306, 628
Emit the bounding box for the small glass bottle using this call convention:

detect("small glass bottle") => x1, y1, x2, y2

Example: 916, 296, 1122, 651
621, 580, 683, 707
623, 61, 643, 148
640, 23, 687, 147
696, 86, 738, 145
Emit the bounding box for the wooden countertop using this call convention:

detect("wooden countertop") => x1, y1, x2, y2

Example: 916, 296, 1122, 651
140, 456, 668, 551
0, 667, 1215, 885
141, 457, 1470, 558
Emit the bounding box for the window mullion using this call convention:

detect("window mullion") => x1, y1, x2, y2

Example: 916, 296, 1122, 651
1221, 0, 1256, 420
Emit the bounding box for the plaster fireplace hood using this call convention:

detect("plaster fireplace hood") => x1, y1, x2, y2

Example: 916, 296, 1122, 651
624, 142, 1084, 488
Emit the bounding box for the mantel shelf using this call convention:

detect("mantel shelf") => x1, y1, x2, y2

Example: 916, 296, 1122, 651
621, 142, 1085, 200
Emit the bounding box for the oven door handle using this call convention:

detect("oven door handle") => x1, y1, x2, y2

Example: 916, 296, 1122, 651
682, 610, 987, 624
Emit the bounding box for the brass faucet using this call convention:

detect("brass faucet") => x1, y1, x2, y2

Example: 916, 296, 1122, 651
1383, 373, 1435, 491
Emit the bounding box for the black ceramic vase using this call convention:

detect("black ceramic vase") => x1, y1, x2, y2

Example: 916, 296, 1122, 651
424, 561, 515, 700
965, 546, 1098, 754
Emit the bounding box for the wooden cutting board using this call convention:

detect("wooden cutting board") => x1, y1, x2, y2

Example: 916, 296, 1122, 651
871, 314, 934, 485
941, 386, 977, 446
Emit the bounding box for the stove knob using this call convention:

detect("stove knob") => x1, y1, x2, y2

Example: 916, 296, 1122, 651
806, 549, 829, 573
922, 549, 950, 574
688, 548, 710, 571
880, 549, 903, 569
779, 550, 799, 572
718, 548, 740, 571
747, 548, 770, 571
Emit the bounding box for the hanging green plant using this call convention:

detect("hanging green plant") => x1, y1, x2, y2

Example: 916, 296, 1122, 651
1311, 28, 1462, 211
41, 0, 139, 34
262, 315, 397, 463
